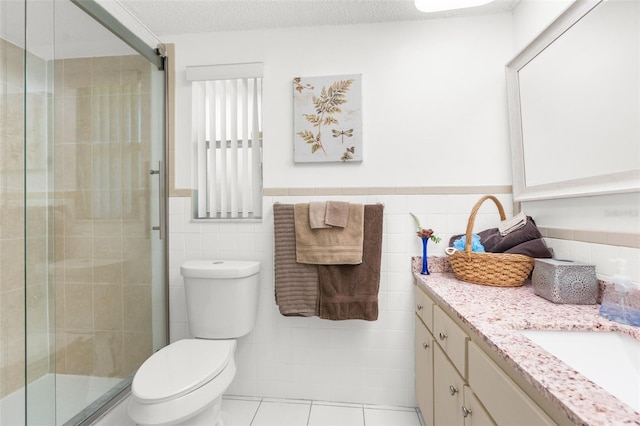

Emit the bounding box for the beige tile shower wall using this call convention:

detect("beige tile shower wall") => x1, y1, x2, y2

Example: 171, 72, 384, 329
53, 54, 154, 379
0, 38, 47, 398
26, 45, 54, 388
0, 36, 54, 396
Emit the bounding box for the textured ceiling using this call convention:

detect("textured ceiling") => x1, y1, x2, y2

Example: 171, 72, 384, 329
118, 0, 521, 37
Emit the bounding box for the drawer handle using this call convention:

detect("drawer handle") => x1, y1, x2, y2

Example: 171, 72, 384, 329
448, 385, 458, 396
461, 406, 472, 418
417, 304, 423, 311
438, 332, 448, 341
422, 342, 429, 350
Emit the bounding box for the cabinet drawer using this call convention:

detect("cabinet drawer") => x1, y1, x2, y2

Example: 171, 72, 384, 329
415, 287, 434, 332
434, 306, 469, 378
468, 342, 556, 426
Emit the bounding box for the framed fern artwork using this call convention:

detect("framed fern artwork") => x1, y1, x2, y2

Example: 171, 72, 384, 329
293, 74, 362, 163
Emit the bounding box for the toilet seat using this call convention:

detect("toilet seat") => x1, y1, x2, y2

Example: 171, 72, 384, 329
132, 339, 235, 403
129, 352, 237, 426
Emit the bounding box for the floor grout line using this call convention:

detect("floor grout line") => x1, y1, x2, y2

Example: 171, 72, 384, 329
248, 397, 263, 426
363, 404, 417, 412
222, 395, 421, 426
306, 400, 313, 426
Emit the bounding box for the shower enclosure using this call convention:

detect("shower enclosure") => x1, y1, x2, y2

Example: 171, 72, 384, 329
0, 0, 168, 424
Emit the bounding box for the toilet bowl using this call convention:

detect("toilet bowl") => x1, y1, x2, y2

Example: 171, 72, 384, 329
128, 260, 260, 426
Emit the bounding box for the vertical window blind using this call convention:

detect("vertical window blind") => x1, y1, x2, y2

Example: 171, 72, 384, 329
187, 63, 263, 219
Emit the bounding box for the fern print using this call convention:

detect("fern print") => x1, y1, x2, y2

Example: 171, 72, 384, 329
297, 79, 353, 155
293, 74, 362, 163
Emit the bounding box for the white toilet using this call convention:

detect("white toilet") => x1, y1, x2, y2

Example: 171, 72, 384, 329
128, 260, 260, 426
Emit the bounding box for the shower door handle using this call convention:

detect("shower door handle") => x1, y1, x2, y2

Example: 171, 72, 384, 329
150, 161, 166, 240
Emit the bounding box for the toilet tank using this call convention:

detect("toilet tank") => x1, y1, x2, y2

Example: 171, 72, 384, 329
180, 260, 260, 339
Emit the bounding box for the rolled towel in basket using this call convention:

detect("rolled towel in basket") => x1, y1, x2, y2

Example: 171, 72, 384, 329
479, 217, 547, 254
449, 216, 552, 258
499, 211, 527, 236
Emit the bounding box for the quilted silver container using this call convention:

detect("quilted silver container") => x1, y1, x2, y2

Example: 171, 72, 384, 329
532, 259, 598, 304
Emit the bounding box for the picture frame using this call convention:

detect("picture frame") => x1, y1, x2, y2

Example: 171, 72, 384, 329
293, 74, 362, 163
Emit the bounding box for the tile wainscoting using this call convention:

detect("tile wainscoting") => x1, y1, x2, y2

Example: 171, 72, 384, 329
166, 188, 639, 407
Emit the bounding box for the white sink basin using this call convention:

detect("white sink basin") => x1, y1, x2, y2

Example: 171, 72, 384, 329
520, 330, 640, 412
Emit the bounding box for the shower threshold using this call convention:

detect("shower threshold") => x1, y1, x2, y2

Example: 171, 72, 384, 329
0, 374, 127, 425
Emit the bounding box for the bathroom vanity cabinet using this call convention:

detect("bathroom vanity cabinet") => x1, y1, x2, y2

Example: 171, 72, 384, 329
414, 285, 554, 426
413, 271, 640, 424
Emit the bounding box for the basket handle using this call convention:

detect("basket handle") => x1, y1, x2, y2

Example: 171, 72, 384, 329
463, 195, 506, 253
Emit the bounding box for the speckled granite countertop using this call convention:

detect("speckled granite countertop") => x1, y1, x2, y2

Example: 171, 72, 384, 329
412, 257, 640, 426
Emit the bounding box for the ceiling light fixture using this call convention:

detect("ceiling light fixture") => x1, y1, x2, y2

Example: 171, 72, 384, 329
415, 0, 495, 13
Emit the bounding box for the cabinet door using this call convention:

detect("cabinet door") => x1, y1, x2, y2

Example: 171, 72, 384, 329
415, 316, 434, 425
468, 342, 555, 425
434, 344, 465, 426
463, 386, 496, 426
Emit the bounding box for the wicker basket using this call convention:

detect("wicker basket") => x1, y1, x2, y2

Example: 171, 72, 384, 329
447, 195, 534, 287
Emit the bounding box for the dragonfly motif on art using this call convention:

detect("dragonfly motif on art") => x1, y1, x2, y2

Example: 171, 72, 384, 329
331, 128, 354, 144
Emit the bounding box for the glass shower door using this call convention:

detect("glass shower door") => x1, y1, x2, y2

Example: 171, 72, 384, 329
24, 0, 56, 424
0, 0, 28, 424
49, 1, 167, 424
0, 0, 167, 424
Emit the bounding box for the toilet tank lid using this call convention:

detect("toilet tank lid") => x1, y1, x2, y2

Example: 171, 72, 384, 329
181, 260, 260, 279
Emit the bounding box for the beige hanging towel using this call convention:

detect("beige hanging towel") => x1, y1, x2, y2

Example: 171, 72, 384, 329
309, 201, 332, 229
294, 203, 364, 265
324, 201, 350, 228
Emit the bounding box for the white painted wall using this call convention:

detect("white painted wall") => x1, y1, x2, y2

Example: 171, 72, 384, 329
170, 14, 515, 190
511, 0, 572, 53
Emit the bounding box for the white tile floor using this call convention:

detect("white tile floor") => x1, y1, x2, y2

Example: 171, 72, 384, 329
95, 395, 424, 426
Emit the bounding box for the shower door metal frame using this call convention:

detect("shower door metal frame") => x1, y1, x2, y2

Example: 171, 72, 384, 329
69, 0, 165, 71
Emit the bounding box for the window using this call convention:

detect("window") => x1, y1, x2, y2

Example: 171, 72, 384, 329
187, 63, 263, 219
